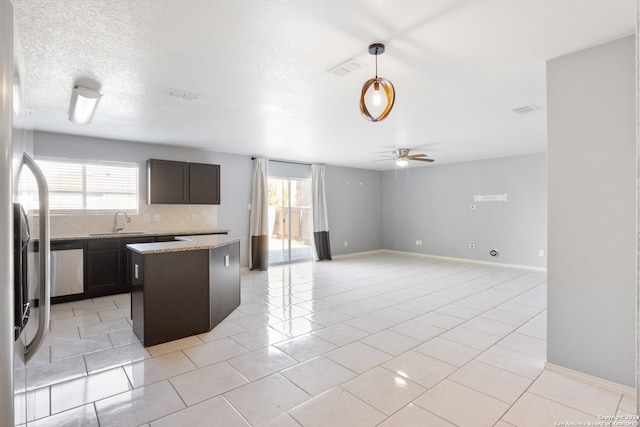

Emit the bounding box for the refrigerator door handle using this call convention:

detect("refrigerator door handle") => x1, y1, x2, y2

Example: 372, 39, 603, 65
22, 153, 50, 362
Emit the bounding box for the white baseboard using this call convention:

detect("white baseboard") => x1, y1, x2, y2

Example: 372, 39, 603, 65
380, 249, 547, 271
244, 248, 546, 271
545, 362, 636, 396
332, 249, 385, 259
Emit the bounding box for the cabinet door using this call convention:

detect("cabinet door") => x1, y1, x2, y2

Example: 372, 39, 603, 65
85, 239, 123, 298
148, 159, 189, 204
209, 241, 240, 328
122, 237, 153, 291
189, 163, 220, 204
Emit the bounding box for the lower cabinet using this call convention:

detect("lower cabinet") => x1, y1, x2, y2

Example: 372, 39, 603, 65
131, 241, 241, 346
85, 235, 168, 298
210, 241, 241, 328
84, 239, 124, 298
84, 233, 228, 299
122, 237, 153, 291
131, 250, 211, 346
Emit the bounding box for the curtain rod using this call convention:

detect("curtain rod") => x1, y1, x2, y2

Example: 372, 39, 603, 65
251, 157, 316, 166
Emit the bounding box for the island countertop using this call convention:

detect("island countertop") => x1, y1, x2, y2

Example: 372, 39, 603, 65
47, 229, 229, 242
127, 234, 242, 254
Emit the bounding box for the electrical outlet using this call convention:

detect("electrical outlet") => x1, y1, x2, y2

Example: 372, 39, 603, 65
344, 241, 348, 247
154, 214, 160, 222
469, 244, 476, 249
539, 249, 545, 257
416, 240, 420, 246
191, 214, 197, 222
143, 214, 150, 222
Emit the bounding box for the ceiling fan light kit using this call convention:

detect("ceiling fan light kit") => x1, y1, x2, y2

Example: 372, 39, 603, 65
360, 43, 395, 122
375, 148, 435, 168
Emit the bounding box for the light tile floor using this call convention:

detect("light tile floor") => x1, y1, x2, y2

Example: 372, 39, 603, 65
16, 252, 638, 426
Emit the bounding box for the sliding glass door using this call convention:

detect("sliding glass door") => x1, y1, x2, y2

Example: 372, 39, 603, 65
268, 177, 312, 264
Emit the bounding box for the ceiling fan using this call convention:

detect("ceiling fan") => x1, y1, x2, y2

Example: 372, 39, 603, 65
376, 148, 435, 167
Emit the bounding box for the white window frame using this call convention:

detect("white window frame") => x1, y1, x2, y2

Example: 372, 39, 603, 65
29, 157, 139, 215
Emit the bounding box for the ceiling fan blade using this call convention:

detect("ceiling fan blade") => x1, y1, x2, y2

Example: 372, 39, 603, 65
408, 154, 427, 158
412, 158, 435, 163
370, 158, 394, 162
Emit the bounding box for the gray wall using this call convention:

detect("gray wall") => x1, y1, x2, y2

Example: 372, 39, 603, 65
325, 165, 383, 256
34, 131, 253, 266
33, 132, 384, 264
382, 154, 547, 268
547, 36, 636, 386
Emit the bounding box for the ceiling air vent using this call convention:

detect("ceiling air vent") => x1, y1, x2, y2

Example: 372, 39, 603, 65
512, 105, 539, 114
168, 88, 200, 100
328, 59, 363, 77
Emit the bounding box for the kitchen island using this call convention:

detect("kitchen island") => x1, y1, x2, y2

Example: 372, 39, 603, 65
127, 235, 241, 347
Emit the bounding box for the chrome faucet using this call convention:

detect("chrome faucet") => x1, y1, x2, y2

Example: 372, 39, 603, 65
114, 210, 131, 233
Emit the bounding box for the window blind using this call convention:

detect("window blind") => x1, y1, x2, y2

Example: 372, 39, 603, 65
29, 159, 139, 214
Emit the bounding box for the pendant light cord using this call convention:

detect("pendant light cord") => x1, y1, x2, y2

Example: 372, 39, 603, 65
375, 51, 379, 78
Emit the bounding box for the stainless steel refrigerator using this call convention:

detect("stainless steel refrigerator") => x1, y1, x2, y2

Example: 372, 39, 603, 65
1, 0, 51, 425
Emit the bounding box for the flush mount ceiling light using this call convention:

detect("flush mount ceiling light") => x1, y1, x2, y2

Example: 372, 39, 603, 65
359, 43, 395, 122
68, 86, 102, 125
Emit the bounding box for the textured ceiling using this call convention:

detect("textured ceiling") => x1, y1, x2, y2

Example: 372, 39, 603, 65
12, 0, 636, 170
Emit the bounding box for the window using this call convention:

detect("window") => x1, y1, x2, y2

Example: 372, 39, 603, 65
18, 158, 139, 214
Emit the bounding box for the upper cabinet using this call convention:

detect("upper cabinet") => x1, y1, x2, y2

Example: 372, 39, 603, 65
189, 162, 221, 204
147, 159, 220, 204
147, 159, 189, 204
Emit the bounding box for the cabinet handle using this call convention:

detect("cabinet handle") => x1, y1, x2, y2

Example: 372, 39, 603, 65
134, 264, 139, 279
224, 255, 229, 267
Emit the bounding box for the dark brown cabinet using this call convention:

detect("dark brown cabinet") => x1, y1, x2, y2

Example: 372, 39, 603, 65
131, 250, 211, 346
131, 240, 240, 347
209, 241, 241, 327
189, 162, 220, 204
85, 235, 171, 298
85, 239, 123, 298
147, 159, 220, 205
84, 233, 227, 299
122, 236, 153, 291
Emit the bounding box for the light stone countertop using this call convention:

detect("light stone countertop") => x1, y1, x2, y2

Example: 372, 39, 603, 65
126, 234, 242, 254
48, 229, 229, 242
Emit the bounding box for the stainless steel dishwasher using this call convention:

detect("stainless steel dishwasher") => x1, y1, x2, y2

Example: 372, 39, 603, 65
32, 240, 84, 298
50, 241, 84, 297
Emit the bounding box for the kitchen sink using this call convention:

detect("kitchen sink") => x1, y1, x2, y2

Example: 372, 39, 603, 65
89, 232, 146, 236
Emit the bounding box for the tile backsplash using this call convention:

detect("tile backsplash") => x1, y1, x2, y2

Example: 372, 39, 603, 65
45, 203, 218, 237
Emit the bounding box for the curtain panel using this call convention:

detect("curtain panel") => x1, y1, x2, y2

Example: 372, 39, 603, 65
249, 158, 269, 270
311, 164, 332, 261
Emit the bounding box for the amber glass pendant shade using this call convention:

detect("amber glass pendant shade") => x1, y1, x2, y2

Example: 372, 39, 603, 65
359, 43, 395, 122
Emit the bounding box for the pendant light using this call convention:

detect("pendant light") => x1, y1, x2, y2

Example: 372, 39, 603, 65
359, 43, 395, 122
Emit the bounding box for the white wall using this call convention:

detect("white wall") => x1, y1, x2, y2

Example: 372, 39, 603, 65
547, 36, 636, 386
382, 154, 547, 268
